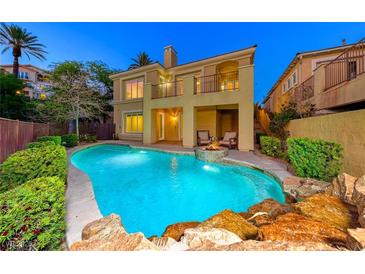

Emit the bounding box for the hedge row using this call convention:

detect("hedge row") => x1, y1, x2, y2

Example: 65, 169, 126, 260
259, 136, 285, 158
37, 135, 62, 145
0, 145, 67, 193
0, 176, 65, 251
260, 136, 343, 181
287, 137, 343, 182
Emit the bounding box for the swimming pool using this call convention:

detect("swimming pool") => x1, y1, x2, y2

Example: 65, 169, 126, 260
71, 144, 285, 237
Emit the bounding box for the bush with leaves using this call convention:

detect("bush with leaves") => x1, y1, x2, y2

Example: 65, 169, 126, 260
260, 136, 285, 158
287, 137, 343, 182
37, 135, 62, 145
0, 145, 67, 193
61, 133, 79, 147
79, 134, 97, 143
27, 140, 56, 149
0, 176, 65, 251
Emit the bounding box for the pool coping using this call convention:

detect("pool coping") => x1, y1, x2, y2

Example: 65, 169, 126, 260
65, 141, 291, 248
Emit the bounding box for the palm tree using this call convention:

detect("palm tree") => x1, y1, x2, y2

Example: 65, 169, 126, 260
128, 51, 153, 70
0, 23, 47, 78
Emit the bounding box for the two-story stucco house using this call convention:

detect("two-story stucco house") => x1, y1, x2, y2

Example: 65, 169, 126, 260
263, 39, 365, 114
0, 64, 51, 99
110, 45, 256, 151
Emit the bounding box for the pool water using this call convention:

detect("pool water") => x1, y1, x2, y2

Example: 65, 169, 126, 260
71, 144, 285, 237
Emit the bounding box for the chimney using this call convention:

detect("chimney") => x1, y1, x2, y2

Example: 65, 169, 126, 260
342, 39, 346, 46
164, 45, 177, 68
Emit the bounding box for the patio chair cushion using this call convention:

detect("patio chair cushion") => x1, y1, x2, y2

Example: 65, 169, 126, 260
223, 132, 237, 142
200, 140, 210, 145
198, 131, 209, 141
219, 140, 237, 146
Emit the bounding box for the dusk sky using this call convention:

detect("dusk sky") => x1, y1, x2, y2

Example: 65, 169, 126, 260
1, 22, 364, 103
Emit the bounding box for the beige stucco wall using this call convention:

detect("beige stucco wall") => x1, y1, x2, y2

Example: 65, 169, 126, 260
287, 109, 365, 177
197, 109, 218, 137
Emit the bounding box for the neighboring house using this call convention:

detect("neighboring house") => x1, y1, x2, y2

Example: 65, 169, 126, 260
0, 64, 51, 99
110, 45, 256, 151
263, 38, 365, 113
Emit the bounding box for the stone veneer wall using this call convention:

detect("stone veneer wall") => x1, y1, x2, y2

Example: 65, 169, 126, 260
287, 109, 365, 177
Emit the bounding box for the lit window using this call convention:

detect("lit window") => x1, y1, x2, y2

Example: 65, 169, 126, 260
124, 78, 144, 100
125, 113, 143, 133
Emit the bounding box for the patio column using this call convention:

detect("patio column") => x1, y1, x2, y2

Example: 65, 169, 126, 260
238, 64, 254, 151
313, 64, 326, 109
182, 76, 197, 148
143, 83, 156, 144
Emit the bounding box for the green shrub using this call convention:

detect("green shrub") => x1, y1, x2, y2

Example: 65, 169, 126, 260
79, 134, 97, 143
0, 176, 65, 250
37, 135, 62, 145
61, 134, 78, 147
27, 140, 56, 149
287, 137, 343, 182
256, 132, 267, 145
260, 136, 285, 158
0, 145, 67, 193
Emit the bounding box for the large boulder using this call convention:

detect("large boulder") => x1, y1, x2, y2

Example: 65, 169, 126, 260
259, 212, 348, 246
162, 221, 200, 241
71, 231, 159, 251
70, 214, 159, 251
150, 236, 188, 251
293, 193, 353, 231
346, 228, 365, 251
81, 213, 125, 240
198, 209, 258, 240
283, 176, 331, 200
181, 226, 242, 249
331, 173, 357, 204
189, 240, 336, 251
247, 198, 294, 219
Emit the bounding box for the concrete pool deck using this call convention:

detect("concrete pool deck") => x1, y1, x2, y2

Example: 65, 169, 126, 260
65, 141, 292, 248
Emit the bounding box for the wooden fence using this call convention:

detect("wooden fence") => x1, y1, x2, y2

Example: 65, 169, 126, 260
0, 118, 49, 163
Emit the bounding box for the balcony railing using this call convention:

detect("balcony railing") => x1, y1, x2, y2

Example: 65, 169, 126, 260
292, 75, 315, 102
194, 71, 238, 94
325, 38, 365, 90
152, 80, 183, 99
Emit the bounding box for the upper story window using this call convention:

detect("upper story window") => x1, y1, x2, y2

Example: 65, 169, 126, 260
287, 78, 292, 89
19, 71, 29, 79
124, 78, 144, 100
282, 83, 287, 93
292, 71, 297, 85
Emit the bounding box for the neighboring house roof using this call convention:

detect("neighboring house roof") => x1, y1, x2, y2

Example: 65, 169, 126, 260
262, 43, 355, 104
109, 45, 257, 80
0, 64, 49, 74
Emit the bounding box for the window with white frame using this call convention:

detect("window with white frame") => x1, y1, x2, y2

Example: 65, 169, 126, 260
124, 78, 144, 100
124, 112, 143, 133
292, 71, 297, 85
287, 78, 292, 89
282, 83, 287, 93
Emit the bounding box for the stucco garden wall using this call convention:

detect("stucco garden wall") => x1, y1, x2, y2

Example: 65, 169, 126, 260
287, 109, 365, 177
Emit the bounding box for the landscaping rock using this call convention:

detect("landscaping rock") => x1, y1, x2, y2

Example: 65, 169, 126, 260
259, 212, 348, 246
285, 193, 297, 204
247, 213, 274, 227
162, 221, 200, 241
70, 214, 159, 251
71, 231, 159, 251
81, 213, 125, 240
181, 226, 242, 249
331, 173, 357, 204
352, 176, 365, 213
189, 240, 336, 251
246, 198, 294, 219
150, 236, 188, 251
199, 209, 258, 240
293, 193, 352, 231
283, 176, 331, 200
346, 228, 365, 251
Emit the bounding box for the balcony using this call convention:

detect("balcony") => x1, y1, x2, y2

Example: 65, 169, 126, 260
152, 80, 183, 99
194, 71, 238, 94
292, 75, 314, 102
325, 38, 365, 90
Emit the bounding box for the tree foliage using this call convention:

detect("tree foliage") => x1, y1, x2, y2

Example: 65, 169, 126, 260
0, 71, 37, 120
36, 61, 108, 136
0, 23, 46, 77
128, 51, 153, 70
